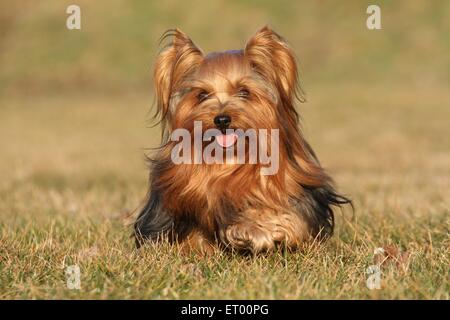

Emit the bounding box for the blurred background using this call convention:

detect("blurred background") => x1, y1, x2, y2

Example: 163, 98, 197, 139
0, 0, 449, 223
2, 1, 449, 94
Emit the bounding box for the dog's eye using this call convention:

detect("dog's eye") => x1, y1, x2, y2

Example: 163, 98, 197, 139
237, 88, 250, 99
197, 91, 209, 103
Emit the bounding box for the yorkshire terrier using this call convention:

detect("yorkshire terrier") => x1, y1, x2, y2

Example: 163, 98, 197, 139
134, 26, 350, 254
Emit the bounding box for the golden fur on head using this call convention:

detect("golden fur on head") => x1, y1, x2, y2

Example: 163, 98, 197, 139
134, 26, 350, 254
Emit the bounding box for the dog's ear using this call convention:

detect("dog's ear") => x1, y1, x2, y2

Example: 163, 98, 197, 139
245, 26, 302, 102
154, 29, 204, 121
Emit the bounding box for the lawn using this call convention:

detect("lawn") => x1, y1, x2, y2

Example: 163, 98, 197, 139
0, 1, 449, 299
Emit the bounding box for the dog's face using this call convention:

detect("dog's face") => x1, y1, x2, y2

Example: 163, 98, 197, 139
173, 52, 277, 149
154, 26, 302, 151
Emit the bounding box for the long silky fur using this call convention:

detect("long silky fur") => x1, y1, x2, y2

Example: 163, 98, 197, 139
134, 189, 173, 248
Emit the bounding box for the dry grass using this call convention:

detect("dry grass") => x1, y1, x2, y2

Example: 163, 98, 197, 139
0, 83, 448, 299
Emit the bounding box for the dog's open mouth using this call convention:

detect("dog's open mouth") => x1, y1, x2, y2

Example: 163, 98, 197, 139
215, 133, 238, 148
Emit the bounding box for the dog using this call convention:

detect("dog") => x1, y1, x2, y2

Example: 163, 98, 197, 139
134, 26, 350, 254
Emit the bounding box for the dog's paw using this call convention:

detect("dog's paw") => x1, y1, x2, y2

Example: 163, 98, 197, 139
220, 223, 286, 253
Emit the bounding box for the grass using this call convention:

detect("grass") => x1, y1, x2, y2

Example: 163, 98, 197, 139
0, 1, 449, 299
0, 83, 448, 299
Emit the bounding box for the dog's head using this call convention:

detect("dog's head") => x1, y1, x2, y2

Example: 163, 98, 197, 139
153, 26, 303, 151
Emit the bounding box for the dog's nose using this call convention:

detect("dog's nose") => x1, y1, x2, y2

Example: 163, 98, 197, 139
214, 114, 231, 129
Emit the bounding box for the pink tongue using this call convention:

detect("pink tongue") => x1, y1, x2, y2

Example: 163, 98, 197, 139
216, 133, 238, 148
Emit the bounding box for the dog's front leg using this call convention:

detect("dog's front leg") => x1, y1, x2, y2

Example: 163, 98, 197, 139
179, 229, 217, 255
219, 209, 308, 253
